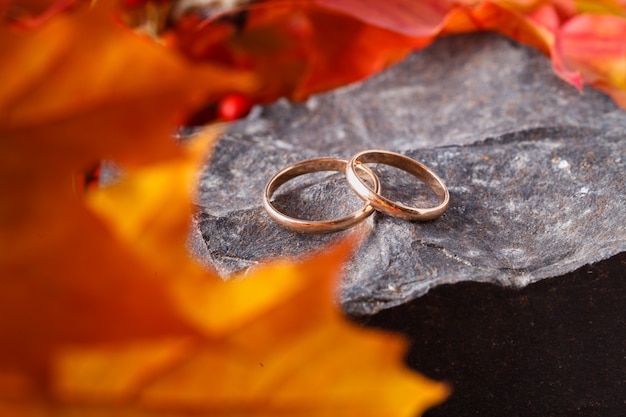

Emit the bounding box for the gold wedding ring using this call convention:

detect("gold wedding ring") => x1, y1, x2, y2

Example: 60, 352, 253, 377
263, 158, 381, 233
345, 150, 449, 221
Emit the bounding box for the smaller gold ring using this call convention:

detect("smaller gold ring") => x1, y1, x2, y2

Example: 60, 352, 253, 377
345, 150, 449, 221
264, 158, 381, 233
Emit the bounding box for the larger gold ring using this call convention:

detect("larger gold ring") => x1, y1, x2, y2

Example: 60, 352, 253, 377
345, 150, 449, 221
263, 157, 381, 233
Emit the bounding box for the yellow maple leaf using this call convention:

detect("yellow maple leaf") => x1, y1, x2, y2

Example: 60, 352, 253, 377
42, 242, 449, 417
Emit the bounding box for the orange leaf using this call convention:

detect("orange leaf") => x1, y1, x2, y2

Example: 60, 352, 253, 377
52, 337, 197, 403
170, 2, 425, 102
85, 134, 218, 280
41, 242, 450, 416
443, 1, 558, 55
555, 14, 626, 107
0, 0, 250, 386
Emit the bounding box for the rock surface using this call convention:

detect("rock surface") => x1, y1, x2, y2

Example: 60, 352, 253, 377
191, 32, 626, 315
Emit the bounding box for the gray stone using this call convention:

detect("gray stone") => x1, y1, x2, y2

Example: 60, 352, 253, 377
191, 32, 626, 315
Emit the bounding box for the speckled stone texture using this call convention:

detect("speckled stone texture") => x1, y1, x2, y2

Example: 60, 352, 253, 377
190, 32, 626, 315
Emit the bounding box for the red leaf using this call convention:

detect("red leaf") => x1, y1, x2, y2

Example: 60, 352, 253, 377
169, 2, 426, 102
312, 0, 458, 37
556, 13, 626, 107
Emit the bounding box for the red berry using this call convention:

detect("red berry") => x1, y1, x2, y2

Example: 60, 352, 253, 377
218, 93, 253, 121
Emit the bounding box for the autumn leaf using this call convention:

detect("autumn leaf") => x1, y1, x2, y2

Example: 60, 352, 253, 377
0, 1, 448, 416
0, 0, 250, 384
169, 1, 428, 102
555, 13, 626, 107
33, 241, 449, 416
149, 0, 625, 111
442, 2, 556, 54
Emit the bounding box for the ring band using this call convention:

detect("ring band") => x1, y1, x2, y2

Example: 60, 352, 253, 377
345, 150, 449, 221
263, 158, 381, 233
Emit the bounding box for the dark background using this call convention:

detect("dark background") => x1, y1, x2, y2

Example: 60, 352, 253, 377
359, 252, 626, 417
